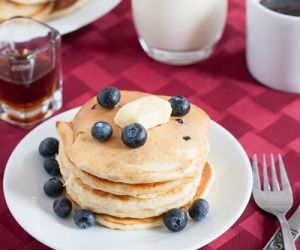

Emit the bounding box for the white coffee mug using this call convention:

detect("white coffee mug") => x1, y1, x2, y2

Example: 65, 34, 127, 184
246, 0, 300, 93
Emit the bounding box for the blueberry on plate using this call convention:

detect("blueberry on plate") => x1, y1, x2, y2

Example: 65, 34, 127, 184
91, 121, 113, 141
53, 197, 72, 218
121, 123, 147, 148
188, 198, 209, 221
163, 208, 188, 232
97, 87, 121, 108
43, 158, 61, 176
39, 137, 59, 157
74, 209, 96, 229
168, 96, 190, 117
43, 177, 64, 198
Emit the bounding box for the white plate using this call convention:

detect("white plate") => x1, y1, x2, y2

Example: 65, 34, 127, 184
3, 108, 252, 250
47, 0, 121, 35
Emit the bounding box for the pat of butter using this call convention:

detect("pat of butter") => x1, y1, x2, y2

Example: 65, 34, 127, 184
114, 96, 172, 129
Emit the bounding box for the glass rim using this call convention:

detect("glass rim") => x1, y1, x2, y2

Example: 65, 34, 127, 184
0, 16, 61, 60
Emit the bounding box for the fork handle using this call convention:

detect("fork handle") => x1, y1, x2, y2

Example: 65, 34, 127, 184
276, 213, 297, 250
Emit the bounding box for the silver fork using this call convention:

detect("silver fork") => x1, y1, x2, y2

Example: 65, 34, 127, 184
252, 154, 296, 250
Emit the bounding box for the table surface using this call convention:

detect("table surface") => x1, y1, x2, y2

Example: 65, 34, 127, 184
1, 0, 300, 249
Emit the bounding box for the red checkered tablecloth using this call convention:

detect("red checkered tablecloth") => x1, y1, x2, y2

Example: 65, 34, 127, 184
1, 0, 300, 249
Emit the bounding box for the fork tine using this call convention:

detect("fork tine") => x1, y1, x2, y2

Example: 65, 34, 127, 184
252, 154, 261, 192
252, 154, 296, 250
270, 154, 280, 191
278, 154, 292, 191
263, 154, 270, 191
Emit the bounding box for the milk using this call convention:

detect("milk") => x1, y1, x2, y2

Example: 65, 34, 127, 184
132, 0, 227, 52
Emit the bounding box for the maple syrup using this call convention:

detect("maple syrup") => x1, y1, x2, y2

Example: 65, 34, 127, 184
0, 49, 57, 112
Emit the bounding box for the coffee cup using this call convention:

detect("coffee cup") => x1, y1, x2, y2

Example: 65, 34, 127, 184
246, 0, 300, 93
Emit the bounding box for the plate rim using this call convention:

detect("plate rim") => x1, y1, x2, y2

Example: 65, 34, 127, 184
3, 107, 252, 250
47, 0, 122, 35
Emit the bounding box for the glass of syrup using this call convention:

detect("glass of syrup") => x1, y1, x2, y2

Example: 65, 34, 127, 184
0, 16, 62, 128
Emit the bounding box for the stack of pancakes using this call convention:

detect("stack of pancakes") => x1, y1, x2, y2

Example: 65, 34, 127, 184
56, 91, 214, 229
0, 0, 87, 21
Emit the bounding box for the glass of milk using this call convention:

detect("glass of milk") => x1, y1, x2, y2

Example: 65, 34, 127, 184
131, 0, 228, 65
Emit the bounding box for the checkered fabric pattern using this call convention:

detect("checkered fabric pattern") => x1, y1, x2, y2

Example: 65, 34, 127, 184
1, 0, 300, 249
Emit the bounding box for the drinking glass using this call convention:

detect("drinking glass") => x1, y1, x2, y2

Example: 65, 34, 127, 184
132, 0, 228, 65
0, 16, 62, 128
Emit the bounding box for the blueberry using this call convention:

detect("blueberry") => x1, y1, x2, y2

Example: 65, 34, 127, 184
183, 136, 191, 141
176, 118, 184, 124
163, 208, 187, 232
43, 178, 64, 198
53, 197, 72, 218
188, 198, 209, 221
74, 209, 96, 229
97, 87, 121, 108
168, 96, 190, 117
91, 121, 113, 142
43, 158, 61, 176
121, 123, 147, 148
39, 137, 59, 157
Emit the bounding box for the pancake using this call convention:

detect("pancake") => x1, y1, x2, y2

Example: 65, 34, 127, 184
0, 0, 54, 21
48, 0, 87, 20
58, 144, 205, 198
9, 0, 55, 4
96, 214, 163, 230
63, 161, 203, 218
70, 162, 214, 230
69, 195, 164, 230
56, 90, 210, 184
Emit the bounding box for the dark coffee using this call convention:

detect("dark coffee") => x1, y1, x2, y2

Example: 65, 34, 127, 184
261, 0, 300, 16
